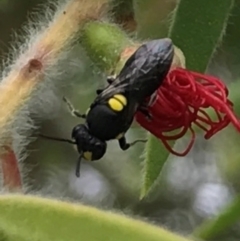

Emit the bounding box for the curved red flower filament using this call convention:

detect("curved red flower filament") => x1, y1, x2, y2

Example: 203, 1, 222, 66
135, 67, 240, 156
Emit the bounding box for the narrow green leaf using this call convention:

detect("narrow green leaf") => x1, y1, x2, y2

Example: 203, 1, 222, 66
0, 194, 195, 241
227, 81, 240, 115
192, 195, 240, 240
140, 0, 235, 198
140, 136, 174, 199
169, 0, 234, 72
217, 1, 240, 79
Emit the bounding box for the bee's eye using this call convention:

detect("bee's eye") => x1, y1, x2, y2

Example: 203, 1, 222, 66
72, 124, 86, 139
92, 141, 107, 160
72, 128, 79, 139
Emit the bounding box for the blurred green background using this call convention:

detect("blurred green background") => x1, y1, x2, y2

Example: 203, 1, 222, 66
1, 0, 240, 240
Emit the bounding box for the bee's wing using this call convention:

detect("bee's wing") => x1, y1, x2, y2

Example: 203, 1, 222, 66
92, 44, 151, 104
93, 38, 173, 106
92, 72, 135, 106
92, 42, 149, 104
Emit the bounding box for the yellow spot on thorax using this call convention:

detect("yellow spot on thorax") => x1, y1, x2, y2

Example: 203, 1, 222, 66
108, 94, 127, 112
113, 94, 127, 106
83, 151, 92, 161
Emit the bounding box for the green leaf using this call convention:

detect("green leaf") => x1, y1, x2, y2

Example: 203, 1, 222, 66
0, 194, 194, 241
140, 135, 174, 199
229, 81, 240, 116
140, 0, 235, 198
192, 195, 240, 240
219, 1, 240, 79
169, 0, 234, 72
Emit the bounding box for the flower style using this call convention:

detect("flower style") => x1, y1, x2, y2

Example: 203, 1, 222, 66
135, 67, 240, 156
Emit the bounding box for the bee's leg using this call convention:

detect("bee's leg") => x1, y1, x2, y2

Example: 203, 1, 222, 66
63, 97, 86, 119
138, 105, 152, 120
118, 136, 147, 151
96, 75, 116, 94
96, 89, 104, 95
107, 75, 116, 84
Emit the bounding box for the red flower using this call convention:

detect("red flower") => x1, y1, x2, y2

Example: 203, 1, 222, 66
135, 67, 240, 156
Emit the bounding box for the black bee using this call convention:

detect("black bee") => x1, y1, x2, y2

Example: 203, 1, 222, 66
40, 38, 174, 177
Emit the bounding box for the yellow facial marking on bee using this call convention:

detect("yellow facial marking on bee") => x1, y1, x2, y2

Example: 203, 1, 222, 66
83, 151, 92, 161
108, 98, 124, 111
113, 94, 127, 106
115, 132, 124, 140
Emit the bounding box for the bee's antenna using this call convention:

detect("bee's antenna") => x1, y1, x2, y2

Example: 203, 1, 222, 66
39, 134, 76, 145
76, 155, 82, 177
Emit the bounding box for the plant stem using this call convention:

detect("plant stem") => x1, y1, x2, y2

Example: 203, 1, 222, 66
1, 146, 22, 191
0, 0, 108, 138
0, 0, 108, 189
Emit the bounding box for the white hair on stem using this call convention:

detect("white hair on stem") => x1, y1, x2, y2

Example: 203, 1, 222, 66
0, 0, 108, 191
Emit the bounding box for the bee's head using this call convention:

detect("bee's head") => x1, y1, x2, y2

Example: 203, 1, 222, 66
72, 124, 107, 161
39, 125, 107, 178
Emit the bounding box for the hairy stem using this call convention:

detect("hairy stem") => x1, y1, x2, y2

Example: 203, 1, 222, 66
1, 145, 22, 191
0, 0, 108, 190
0, 0, 107, 137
